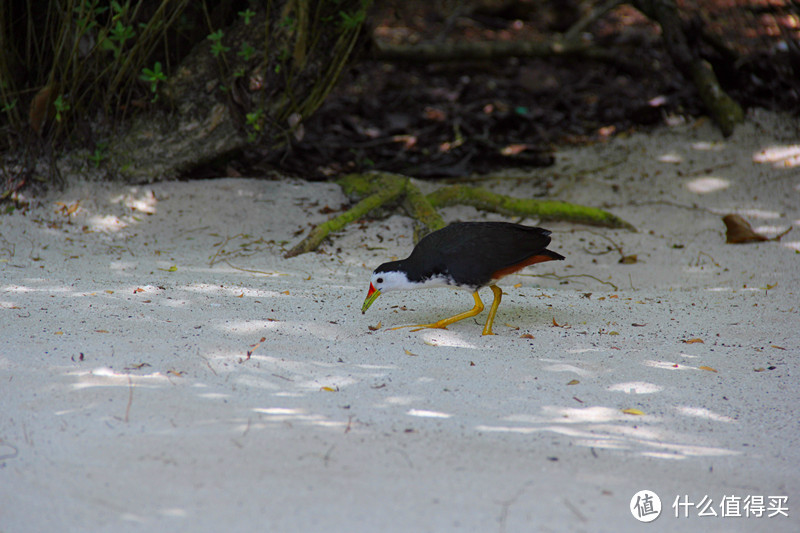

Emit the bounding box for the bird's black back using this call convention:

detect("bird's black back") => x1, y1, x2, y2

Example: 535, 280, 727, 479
376, 222, 564, 289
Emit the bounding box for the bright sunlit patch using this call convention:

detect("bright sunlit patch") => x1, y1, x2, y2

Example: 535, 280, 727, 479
251, 406, 348, 429
754, 225, 791, 237
543, 363, 596, 378
782, 241, 800, 252
475, 424, 538, 434
641, 451, 686, 460
407, 408, 452, 419
198, 392, 230, 400
574, 439, 630, 450
542, 406, 623, 423
158, 508, 187, 518
419, 331, 477, 349
184, 283, 284, 297
110, 188, 158, 214
645, 441, 740, 457
253, 407, 303, 415
657, 152, 683, 164
70, 367, 170, 389
643, 360, 694, 370
752, 144, 800, 168
380, 395, 419, 406
727, 208, 781, 219
87, 215, 129, 232
685, 176, 729, 194
691, 141, 725, 151
675, 406, 736, 423
353, 363, 397, 370
2, 284, 71, 293
607, 381, 664, 394
564, 347, 602, 354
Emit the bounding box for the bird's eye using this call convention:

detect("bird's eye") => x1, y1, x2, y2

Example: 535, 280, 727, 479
376, 277, 383, 284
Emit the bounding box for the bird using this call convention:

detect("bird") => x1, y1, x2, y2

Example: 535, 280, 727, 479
361, 221, 564, 335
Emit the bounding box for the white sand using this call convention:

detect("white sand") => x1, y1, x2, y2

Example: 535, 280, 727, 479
1, 109, 798, 532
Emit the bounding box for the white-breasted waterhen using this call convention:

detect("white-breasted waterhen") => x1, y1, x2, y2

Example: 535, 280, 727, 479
361, 221, 564, 335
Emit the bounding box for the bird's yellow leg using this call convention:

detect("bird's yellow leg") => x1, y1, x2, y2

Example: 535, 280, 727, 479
389, 292, 484, 332
481, 285, 503, 336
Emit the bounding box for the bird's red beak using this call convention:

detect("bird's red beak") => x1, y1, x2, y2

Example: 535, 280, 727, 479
361, 282, 381, 314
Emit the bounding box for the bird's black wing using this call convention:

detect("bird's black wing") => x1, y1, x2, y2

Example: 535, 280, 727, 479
438, 223, 557, 287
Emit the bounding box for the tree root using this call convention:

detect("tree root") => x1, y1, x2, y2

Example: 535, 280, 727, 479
374, 0, 744, 137
633, 0, 743, 136
285, 171, 635, 257
427, 185, 636, 231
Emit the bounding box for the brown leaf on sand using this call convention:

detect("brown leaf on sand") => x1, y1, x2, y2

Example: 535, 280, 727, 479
723, 214, 767, 243
723, 214, 792, 244
698, 365, 718, 373
368, 321, 382, 331
682, 338, 704, 344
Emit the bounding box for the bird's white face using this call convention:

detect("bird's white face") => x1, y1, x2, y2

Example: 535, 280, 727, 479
362, 268, 453, 314
369, 270, 416, 293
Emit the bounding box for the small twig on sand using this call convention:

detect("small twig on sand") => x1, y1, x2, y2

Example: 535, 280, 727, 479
124, 376, 134, 423
526, 272, 619, 291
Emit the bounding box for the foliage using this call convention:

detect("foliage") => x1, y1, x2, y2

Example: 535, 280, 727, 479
0, 0, 194, 146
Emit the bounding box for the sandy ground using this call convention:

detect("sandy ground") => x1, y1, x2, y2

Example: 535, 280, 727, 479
1, 109, 799, 532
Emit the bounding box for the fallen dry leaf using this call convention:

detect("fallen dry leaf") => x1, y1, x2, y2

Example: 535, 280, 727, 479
567, 379, 580, 386
320, 386, 337, 392
723, 214, 792, 244
368, 321, 382, 331
771, 345, 786, 350
698, 365, 718, 373
682, 338, 704, 344
724, 214, 767, 243
404, 349, 418, 357
622, 408, 645, 416
55, 201, 80, 216
520, 334, 535, 339
501, 143, 530, 156
245, 337, 267, 359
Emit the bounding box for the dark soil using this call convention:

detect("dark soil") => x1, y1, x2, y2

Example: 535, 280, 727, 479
233, 0, 799, 181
